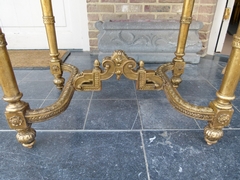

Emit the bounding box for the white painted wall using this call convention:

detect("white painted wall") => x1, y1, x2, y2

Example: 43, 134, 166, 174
0, 0, 89, 50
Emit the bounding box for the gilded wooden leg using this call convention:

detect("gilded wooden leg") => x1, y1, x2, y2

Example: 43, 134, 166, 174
171, 0, 195, 87
0, 28, 36, 148
204, 24, 240, 145
40, 0, 65, 89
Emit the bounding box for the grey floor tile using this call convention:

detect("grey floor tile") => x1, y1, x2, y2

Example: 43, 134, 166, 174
66, 53, 96, 71
92, 80, 136, 100
32, 100, 90, 130
177, 80, 216, 99
136, 90, 166, 100
13, 69, 32, 82
181, 64, 205, 81
0, 131, 148, 180
199, 65, 224, 81
139, 99, 199, 129
0, 100, 9, 129
1, 52, 240, 180
19, 81, 54, 100
143, 130, 240, 180
85, 100, 141, 130
233, 98, 240, 111
23, 70, 53, 81
47, 87, 93, 100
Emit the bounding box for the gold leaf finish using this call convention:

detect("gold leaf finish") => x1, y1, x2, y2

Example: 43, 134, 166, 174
73, 50, 163, 91
1, 0, 240, 147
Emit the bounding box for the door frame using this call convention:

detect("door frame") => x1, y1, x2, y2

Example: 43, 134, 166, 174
207, 0, 227, 55
207, 0, 235, 55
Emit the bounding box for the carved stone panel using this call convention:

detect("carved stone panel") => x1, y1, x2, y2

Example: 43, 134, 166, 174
96, 20, 203, 64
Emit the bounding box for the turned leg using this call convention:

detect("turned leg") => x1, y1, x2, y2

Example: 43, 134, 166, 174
40, 0, 65, 89
171, 0, 195, 87
204, 24, 240, 145
0, 28, 36, 148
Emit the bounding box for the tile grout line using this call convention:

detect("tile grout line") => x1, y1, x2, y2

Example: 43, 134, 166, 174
140, 131, 151, 180
39, 85, 55, 108
82, 91, 94, 129
19, 70, 32, 82
1, 128, 240, 133
131, 112, 139, 130
133, 81, 144, 130
194, 119, 202, 130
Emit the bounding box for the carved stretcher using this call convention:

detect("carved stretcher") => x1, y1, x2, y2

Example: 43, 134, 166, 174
0, 0, 239, 148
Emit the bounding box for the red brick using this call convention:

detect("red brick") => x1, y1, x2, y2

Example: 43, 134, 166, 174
197, 14, 214, 23
200, 0, 217, 4
158, 0, 183, 2
102, 14, 128, 21
116, 5, 142, 13
130, 0, 156, 3
198, 5, 216, 14
145, 5, 170, 12
101, 0, 127, 2
199, 23, 212, 31
129, 14, 155, 20
172, 5, 183, 14
87, 0, 99, 2
88, 22, 97, 30
89, 31, 99, 39
90, 39, 98, 46
87, 5, 114, 12
88, 14, 99, 21
90, 47, 99, 53
199, 31, 210, 40
156, 13, 181, 20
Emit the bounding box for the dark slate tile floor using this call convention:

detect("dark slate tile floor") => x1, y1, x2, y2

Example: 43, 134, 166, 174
0, 52, 240, 180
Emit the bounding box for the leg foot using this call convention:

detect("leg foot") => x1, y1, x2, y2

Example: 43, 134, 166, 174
204, 124, 223, 145
53, 75, 65, 89
16, 127, 36, 148
171, 76, 182, 88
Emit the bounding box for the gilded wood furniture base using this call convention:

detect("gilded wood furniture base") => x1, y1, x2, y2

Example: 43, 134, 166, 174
0, 0, 239, 148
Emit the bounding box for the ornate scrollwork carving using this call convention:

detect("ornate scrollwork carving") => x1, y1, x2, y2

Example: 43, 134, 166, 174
73, 50, 163, 91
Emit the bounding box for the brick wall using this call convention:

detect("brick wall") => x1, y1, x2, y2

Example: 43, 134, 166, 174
87, 0, 217, 56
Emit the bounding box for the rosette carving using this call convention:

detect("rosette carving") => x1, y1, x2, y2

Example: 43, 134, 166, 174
9, 116, 23, 127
